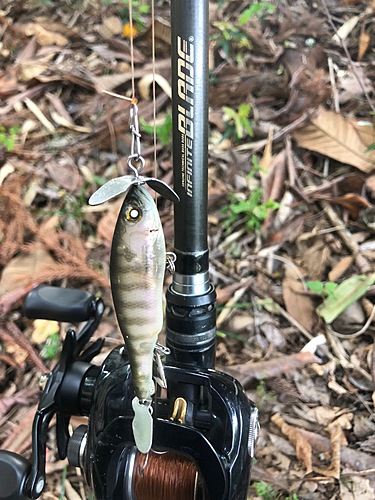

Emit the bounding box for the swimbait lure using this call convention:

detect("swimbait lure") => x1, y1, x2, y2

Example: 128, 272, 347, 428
111, 184, 165, 453
89, 180, 174, 454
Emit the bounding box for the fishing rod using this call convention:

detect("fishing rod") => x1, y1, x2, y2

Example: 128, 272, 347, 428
0, 1, 259, 499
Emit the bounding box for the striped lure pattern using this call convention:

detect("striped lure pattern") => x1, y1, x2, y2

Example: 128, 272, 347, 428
110, 184, 166, 402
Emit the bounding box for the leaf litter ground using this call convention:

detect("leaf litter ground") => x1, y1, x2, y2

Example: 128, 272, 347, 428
1, 0, 375, 499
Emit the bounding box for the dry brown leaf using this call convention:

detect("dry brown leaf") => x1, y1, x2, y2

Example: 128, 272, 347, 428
98, 16, 123, 38
0, 67, 22, 97
31, 319, 59, 344
332, 16, 359, 42
22, 23, 68, 46
313, 413, 353, 479
358, 31, 371, 62
328, 256, 353, 282
340, 476, 375, 500
313, 193, 371, 219
96, 199, 122, 247
138, 73, 172, 100
259, 127, 274, 175
222, 351, 320, 386
301, 240, 330, 281
283, 266, 317, 332
0, 247, 55, 296
138, 18, 171, 45
45, 158, 82, 192
271, 413, 313, 474
293, 107, 375, 172
350, 119, 375, 148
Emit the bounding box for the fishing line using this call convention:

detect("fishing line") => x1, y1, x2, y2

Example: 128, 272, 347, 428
129, 0, 136, 99
151, 0, 158, 188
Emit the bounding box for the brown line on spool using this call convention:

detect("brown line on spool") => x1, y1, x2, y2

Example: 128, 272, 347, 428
133, 450, 197, 500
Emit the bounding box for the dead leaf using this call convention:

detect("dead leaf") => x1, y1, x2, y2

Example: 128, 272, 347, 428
21, 23, 68, 46
0, 247, 55, 296
32, 319, 59, 344
45, 157, 82, 192
328, 256, 353, 282
98, 16, 123, 38
271, 413, 313, 474
283, 266, 318, 332
366, 174, 375, 195
259, 127, 274, 174
138, 73, 172, 100
340, 475, 375, 500
293, 107, 375, 172
0, 163, 15, 186
222, 351, 320, 386
0, 67, 22, 97
313, 193, 371, 219
358, 31, 371, 62
332, 16, 359, 42
96, 199, 122, 247
301, 240, 330, 281
138, 18, 171, 45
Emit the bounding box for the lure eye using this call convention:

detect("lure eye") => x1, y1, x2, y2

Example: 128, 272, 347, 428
126, 206, 141, 221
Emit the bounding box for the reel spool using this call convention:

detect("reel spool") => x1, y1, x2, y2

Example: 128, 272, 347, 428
131, 451, 206, 500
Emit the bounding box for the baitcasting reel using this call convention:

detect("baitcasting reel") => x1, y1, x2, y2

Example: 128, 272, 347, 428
0, 285, 259, 500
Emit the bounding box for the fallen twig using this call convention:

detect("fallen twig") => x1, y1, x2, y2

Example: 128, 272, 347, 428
320, 0, 375, 115
221, 351, 320, 387
0, 321, 48, 374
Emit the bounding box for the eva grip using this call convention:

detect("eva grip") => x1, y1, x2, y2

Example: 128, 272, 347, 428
24, 286, 95, 323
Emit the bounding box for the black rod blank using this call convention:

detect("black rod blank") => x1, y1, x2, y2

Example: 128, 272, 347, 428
171, 0, 209, 276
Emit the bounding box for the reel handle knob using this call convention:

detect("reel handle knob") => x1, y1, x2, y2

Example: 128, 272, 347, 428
0, 451, 31, 500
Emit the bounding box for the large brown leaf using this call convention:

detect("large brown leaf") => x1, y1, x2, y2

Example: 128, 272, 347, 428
283, 266, 318, 333
293, 107, 375, 172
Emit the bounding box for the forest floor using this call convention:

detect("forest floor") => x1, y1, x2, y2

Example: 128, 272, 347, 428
1, 0, 375, 499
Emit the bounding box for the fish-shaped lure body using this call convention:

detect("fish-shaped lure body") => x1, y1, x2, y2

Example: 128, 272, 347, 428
110, 184, 166, 403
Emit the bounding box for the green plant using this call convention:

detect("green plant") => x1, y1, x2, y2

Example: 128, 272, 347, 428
222, 189, 280, 232
222, 104, 254, 142
253, 481, 299, 500
0, 126, 19, 152
140, 113, 172, 146
211, 21, 251, 57
40, 332, 60, 359
239, 2, 275, 25
306, 280, 338, 299
119, 0, 150, 28
253, 481, 277, 500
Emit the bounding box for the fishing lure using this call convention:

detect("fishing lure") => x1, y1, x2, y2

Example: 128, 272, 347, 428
89, 103, 178, 454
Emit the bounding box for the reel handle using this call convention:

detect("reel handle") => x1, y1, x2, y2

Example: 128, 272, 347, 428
0, 451, 31, 500
24, 286, 96, 323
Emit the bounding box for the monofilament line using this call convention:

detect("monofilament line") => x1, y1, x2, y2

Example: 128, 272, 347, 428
151, 0, 158, 187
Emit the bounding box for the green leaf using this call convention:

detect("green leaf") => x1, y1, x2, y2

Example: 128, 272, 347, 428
366, 143, 375, 152
306, 281, 324, 294
230, 200, 251, 214
252, 205, 268, 220
238, 103, 251, 117
324, 282, 338, 293
317, 274, 375, 324
242, 117, 254, 137
239, 3, 275, 25
234, 116, 243, 139
41, 332, 61, 359
222, 106, 238, 120
264, 199, 280, 209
